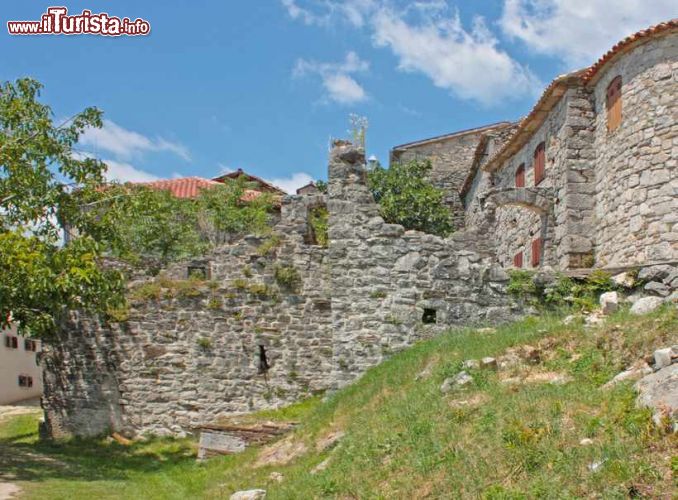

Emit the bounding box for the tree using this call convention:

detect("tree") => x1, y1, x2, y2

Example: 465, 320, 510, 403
0, 78, 125, 336
0, 78, 277, 336
367, 159, 453, 237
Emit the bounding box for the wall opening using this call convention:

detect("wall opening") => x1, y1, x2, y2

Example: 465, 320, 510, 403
258, 345, 270, 374
422, 308, 437, 324
187, 265, 208, 280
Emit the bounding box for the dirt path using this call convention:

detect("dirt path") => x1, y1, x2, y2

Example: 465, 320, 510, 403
0, 399, 43, 499
0, 483, 21, 500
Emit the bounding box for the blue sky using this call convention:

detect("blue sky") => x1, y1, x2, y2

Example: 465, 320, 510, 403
3, 1, 675, 192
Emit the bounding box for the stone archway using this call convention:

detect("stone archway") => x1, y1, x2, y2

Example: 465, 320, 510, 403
480, 187, 556, 267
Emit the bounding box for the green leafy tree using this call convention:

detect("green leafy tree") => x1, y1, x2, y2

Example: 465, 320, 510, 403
367, 159, 453, 237
0, 78, 125, 336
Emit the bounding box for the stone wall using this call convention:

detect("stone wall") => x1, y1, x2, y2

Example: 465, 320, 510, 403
328, 142, 523, 388
591, 33, 678, 267
43, 195, 334, 438
42, 143, 523, 438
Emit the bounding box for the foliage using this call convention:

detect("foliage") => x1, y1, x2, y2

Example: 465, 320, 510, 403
308, 206, 329, 247
314, 180, 327, 193
367, 159, 453, 237
197, 337, 211, 350
274, 265, 301, 289
507, 269, 538, 298
545, 271, 615, 311
256, 233, 281, 256
0, 78, 126, 336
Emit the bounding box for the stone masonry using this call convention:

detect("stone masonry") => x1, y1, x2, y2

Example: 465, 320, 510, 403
41, 21, 677, 438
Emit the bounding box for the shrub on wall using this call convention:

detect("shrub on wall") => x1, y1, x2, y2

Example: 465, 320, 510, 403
308, 206, 329, 247
367, 159, 453, 237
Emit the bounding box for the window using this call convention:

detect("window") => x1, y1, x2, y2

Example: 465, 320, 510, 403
422, 308, 437, 324
531, 238, 542, 268
606, 76, 622, 132
515, 164, 525, 188
4, 335, 18, 349
24, 339, 37, 352
533, 143, 545, 186
513, 251, 524, 268
18, 375, 33, 388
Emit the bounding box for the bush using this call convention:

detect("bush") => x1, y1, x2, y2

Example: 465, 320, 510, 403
308, 206, 329, 247
367, 159, 453, 236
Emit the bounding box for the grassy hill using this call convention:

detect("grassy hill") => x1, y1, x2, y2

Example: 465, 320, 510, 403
1, 306, 676, 499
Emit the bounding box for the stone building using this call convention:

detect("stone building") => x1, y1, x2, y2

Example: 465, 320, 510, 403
41, 21, 677, 438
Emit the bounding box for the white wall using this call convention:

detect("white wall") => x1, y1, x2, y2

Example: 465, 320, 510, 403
0, 324, 43, 404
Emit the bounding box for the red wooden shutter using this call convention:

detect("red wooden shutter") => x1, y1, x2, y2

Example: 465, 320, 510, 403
515, 164, 525, 188
534, 143, 545, 186
607, 76, 622, 132
531, 238, 542, 267
513, 251, 523, 268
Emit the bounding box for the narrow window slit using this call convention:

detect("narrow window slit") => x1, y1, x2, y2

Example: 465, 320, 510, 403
422, 308, 437, 324
258, 345, 270, 374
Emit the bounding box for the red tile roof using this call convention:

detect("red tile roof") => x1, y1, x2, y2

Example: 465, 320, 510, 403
582, 19, 678, 84
139, 177, 220, 199
134, 176, 280, 206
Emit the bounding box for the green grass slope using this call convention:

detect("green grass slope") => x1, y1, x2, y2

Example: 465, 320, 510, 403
1, 307, 676, 499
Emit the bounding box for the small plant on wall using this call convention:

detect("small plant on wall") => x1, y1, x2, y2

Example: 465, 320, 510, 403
308, 206, 329, 247
274, 265, 301, 290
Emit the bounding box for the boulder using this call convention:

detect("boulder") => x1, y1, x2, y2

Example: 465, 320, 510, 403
654, 348, 673, 370
603, 362, 653, 388
644, 281, 670, 297
599, 291, 619, 315
634, 364, 678, 429
611, 272, 635, 288
440, 371, 473, 393
461, 359, 480, 370
630, 296, 664, 315
230, 490, 266, 500
638, 264, 674, 283
480, 357, 498, 370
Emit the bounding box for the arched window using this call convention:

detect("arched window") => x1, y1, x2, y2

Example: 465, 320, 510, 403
533, 142, 545, 186
515, 163, 525, 188
606, 76, 622, 132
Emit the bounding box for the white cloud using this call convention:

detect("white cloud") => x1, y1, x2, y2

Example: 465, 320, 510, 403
294, 51, 370, 104
500, 0, 678, 66
285, 1, 541, 105
80, 120, 191, 161
102, 159, 160, 183
281, 0, 376, 27
266, 172, 314, 194
72, 151, 160, 183
372, 8, 541, 104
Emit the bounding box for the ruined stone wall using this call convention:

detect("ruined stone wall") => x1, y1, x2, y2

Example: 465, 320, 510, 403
328, 142, 523, 388
42, 143, 524, 438
591, 33, 678, 267
42, 195, 334, 438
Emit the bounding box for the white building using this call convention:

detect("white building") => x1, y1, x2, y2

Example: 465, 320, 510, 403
0, 324, 43, 404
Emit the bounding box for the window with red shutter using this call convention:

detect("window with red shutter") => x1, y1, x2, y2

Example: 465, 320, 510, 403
513, 251, 523, 268
607, 76, 622, 132
531, 238, 542, 267
515, 164, 525, 188
534, 143, 545, 186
